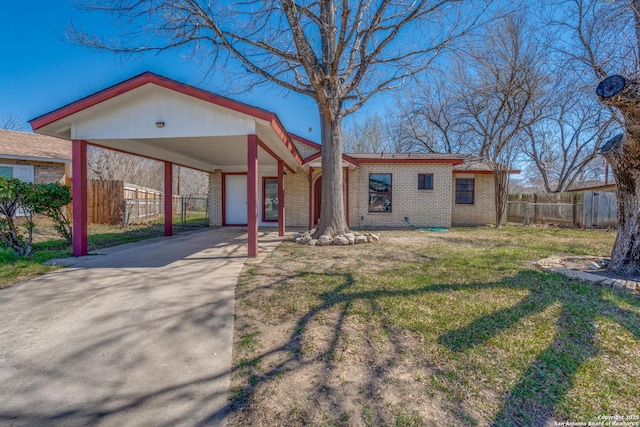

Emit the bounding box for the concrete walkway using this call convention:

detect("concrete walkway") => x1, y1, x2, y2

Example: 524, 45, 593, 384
0, 227, 283, 427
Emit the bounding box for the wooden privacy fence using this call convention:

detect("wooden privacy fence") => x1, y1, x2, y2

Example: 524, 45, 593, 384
508, 191, 618, 229
87, 181, 167, 225
88, 180, 124, 225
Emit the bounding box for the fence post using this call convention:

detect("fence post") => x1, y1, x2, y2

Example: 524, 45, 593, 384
523, 202, 530, 225
532, 194, 537, 224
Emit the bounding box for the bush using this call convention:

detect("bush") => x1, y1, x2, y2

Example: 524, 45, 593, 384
0, 178, 36, 256
0, 178, 72, 256
30, 183, 72, 245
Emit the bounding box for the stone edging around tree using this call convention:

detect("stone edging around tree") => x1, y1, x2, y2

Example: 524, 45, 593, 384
537, 256, 639, 296
289, 231, 380, 246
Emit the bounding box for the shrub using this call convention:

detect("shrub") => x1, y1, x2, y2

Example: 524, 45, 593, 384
0, 178, 72, 256
0, 177, 36, 256
30, 183, 72, 244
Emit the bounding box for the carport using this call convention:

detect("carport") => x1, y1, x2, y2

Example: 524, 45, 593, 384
30, 72, 303, 257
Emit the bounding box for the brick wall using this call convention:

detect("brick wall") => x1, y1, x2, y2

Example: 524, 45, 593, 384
35, 162, 66, 183
451, 173, 496, 226
349, 163, 453, 229
0, 159, 67, 184
208, 170, 223, 226
284, 167, 311, 228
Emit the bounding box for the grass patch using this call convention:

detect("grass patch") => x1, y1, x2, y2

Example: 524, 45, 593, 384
229, 226, 640, 426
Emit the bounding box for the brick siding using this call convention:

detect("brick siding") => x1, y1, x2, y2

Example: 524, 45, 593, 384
349, 163, 453, 229
451, 173, 496, 226
0, 159, 66, 184
208, 170, 223, 226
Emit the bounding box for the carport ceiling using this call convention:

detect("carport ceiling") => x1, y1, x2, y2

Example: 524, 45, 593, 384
92, 135, 279, 173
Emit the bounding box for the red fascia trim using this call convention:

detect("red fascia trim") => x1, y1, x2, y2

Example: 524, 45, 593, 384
453, 170, 521, 175
262, 176, 278, 222
302, 152, 322, 164
270, 119, 303, 165
258, 138, 295, 173
342, 154, 360, 166
31, 72, 279, 130
356, 158, 464, 165
288, 132, 321, 149
302, 152, 359, 166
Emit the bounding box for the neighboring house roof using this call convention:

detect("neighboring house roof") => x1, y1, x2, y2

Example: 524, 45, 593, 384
0, 129, 71, 163
567, 183, 616, 192
453, 154, 519, 174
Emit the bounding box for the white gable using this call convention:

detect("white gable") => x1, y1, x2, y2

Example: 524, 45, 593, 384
71, 84, 256, 141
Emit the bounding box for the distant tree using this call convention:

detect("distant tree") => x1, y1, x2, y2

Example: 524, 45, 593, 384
67, 0, 492, 238
342, 114, 391, 153
0, 112, 27, 131
394, 79, 466, 154
87, 147, 164, 190
524, 86, 616, 193
398, 12, 546, 227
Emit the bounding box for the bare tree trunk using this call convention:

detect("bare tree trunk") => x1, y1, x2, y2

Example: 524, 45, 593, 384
313, 110, 349, 238
494, 168, 509, 228
597, 75, 640, 276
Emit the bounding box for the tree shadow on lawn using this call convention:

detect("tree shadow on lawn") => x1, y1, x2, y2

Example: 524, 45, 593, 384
228, 269, 640, 426
439, 274, 640, 426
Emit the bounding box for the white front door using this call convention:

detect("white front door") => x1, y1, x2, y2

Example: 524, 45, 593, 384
225, 174, 248, 225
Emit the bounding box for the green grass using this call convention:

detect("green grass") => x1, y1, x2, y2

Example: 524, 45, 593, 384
0, 219, 208, 289
230, 226, 640, 426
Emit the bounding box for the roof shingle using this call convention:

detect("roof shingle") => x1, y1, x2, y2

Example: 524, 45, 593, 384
0, 130, 71, 162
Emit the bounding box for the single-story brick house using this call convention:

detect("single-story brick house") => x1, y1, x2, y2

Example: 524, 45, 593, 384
280, 138, 505, 230
30, 72, 510, 257
0, 129, 71, 184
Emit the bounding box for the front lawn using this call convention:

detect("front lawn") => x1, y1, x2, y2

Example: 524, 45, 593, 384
229, 226, 639, 426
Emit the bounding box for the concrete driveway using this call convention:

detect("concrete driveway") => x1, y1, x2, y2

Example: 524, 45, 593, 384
0, 227, 282, 427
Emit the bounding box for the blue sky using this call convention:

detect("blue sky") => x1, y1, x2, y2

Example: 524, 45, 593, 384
0, 1, 378, 142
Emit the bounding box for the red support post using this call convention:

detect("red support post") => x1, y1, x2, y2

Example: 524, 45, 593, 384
72, 140, 88, 256
247, 135, 259, 257
277, 159, 285, 237
164, 162, 173, 236
345, 167, 350, 227
308, 167, 313, 230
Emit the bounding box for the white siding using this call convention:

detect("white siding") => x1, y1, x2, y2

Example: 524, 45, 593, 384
72, 84, 255, 140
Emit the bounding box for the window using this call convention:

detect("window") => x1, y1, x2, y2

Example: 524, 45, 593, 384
263, 177, 278, 221
418, 174, 433, 190
369, 173, 392, 212
0, 165, 34, 182
455, 178, 474, 204
0, 166, 12, 178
